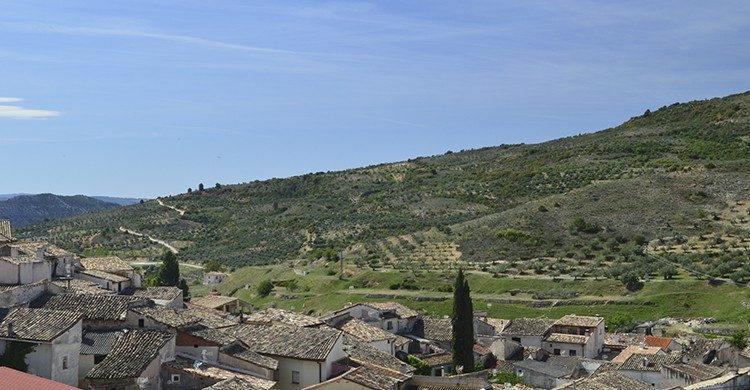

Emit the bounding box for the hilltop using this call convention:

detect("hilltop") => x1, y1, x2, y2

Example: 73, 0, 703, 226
19, 91, 750, 282
0, 194, 122, 227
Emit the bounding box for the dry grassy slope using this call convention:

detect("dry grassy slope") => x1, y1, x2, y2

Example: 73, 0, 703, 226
18, 91, 750, 274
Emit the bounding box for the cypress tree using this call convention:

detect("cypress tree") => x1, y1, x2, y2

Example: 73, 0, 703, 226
451, 269, 475, 373
158, 251, 180, 287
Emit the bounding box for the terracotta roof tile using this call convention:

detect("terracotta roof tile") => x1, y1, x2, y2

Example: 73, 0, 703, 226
86, 330, 172, 379
32, 294, 146, 321
0, 308, 81, 342
231, 323, 342, 361
0, 366, 78, 390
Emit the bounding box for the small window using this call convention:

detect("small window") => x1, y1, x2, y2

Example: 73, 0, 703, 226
554, 348, 561, 355
62, 356, 68, 370
291, 370, 300, 384
387, 321, 393, 330
171, 374, 180, 383
569, 349, 577, 356
138, 319, 145, 328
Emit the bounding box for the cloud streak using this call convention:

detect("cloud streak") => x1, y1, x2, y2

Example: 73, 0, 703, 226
0, 97, 60, 119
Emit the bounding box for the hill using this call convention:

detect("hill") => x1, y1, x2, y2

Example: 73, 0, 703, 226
91, 196, 145, 206
0, 194, 121, 227
18, 91, 750, 283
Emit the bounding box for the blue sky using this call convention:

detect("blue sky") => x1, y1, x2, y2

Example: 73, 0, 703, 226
1, 1, 749, 198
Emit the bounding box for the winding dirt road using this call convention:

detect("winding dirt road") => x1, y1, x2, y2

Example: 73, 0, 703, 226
118, 226, 179, 254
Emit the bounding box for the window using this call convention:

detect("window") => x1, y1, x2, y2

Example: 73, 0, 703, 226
138, 319, 145, 328
569, 349, 577, 356
94, 355, 106, 364
291, 370, 300, 384
387, 321, 393, 330
62, 356, 68, 370
171, 374, 180, 383
553, 348, 560, 355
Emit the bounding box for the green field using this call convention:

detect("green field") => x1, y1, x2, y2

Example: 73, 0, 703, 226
207, 262, 750, 332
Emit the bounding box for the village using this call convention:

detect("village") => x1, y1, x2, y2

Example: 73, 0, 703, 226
0, 219, 748, 390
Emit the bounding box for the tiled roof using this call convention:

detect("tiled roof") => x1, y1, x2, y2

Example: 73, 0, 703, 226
184, 307, 238, 329
663, 362, 725, 381
482, 317, 509, 334
618, 353, 676, 372
80, 269, 130, 283
394, 334, 411, 347
183, 324, 238, 345
0, 220, 11, 242
130, 306, 202, 328
645, 335, 674, 350
51, 279, 113, 295
546, 333, 589, 344
556, 371, 652, 390
0, 308, 81, 342
503, 318, 554, 336
206, 376, 275, 390
554, 315, 603, 328
610, 345, 663, 364
244, 308, 322, 327
164, 355, 275, 389
339, 365, 410, 390
421, 352, 453, 366
133, 286, 183, 301
603, 332, 645, 347
86, 330, 172, 379
32, 294, 146, 321
220, 343, 279, 370
367, 302, 419, 318
0, 366, 78, 390
231, 323, 342, 361
192, 295, 238, 310
513, 358, 578, 378
81, 330, 123, 355
340, 317, 397, 342
80, 256, 133, 272
342, 335, 414, 373
421, 316, 452, 342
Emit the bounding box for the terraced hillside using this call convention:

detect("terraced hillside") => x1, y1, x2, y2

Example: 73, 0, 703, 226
19, 91, 750, 282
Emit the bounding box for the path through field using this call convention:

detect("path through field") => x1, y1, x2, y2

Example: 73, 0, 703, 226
118, 226, 180, 254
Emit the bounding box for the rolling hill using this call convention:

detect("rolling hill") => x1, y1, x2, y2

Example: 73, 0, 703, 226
0, 194, 122, 227
18, 91, 750, 282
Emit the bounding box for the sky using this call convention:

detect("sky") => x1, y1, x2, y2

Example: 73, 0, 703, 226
1, 1, 749, 198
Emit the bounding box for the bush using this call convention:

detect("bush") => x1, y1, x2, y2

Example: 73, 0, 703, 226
257, 280, 274, 297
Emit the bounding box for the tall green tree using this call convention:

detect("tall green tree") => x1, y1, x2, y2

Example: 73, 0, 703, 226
452, 269, 475, 373
158, 251, 180, 287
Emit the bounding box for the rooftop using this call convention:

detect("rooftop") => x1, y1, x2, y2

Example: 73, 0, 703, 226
555, 370, 652, 390
81, 330, 123, 355
366, 302, 419, 319
553, 315, 604, 328
130, 306, 202, 328
420, 316, 452, 342
342, 335, 414, 373
86, 329, 173, 380
132, 286, 183, 301
80, 269, 130, 283
618, 353, 676, 372
503, 318, 554, 336
32, 293, 147, 321
164, 355, 276, 389
0, 308, 81, 342
329, 365, 410, 390
206, 376, 275, 390
663, 362, 725, 381
610, 345, 663, 364
546, 333, 590, 345
340, 317, 397, 343
51, 279, 113, 295
421, 352, 453, 366
0, 366, 78, 390
513, 358, 579, 378
220, 342, 279, 371
80, 256, 133, 272
244, 307, 322, 327
0, 220, 11, 242
182, 324, 238, 345
192, 294, 239, 310
231, 323, 342, 361
645, 335, 675, 350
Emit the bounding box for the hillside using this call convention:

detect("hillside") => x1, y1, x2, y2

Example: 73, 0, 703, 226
19, 92, 750, 282
0, 194, 121, 227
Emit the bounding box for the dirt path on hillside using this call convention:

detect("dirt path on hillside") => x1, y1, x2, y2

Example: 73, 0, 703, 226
118, 226, 179, 254
157, 198, 186, 216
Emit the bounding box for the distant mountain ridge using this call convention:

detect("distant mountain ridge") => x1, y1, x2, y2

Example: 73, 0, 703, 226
0, 194, 123, 227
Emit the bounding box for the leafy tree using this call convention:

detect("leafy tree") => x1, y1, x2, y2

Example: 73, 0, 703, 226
204, 260, 224, 273
187, 187, 192, 193
619, 271, 642, 291
406, 355, 431, 375
451, 269, 475, 373
257, 280, 274, 297
199, 183, 205, 191
661, 265, 677, 280
608, 312, 635, 332
0, 341, 36, 372
489, 371, 525, 385
178, 278, 190, 298
729, 330, 747, 350
215, 183, 222, 189
158, 251, 180, 287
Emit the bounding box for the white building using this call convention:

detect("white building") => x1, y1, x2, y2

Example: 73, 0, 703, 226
0, 243, 53, 285
0, 308, 83, 387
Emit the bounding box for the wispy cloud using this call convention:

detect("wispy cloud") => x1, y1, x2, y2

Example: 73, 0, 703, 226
0, 97, 60, 119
